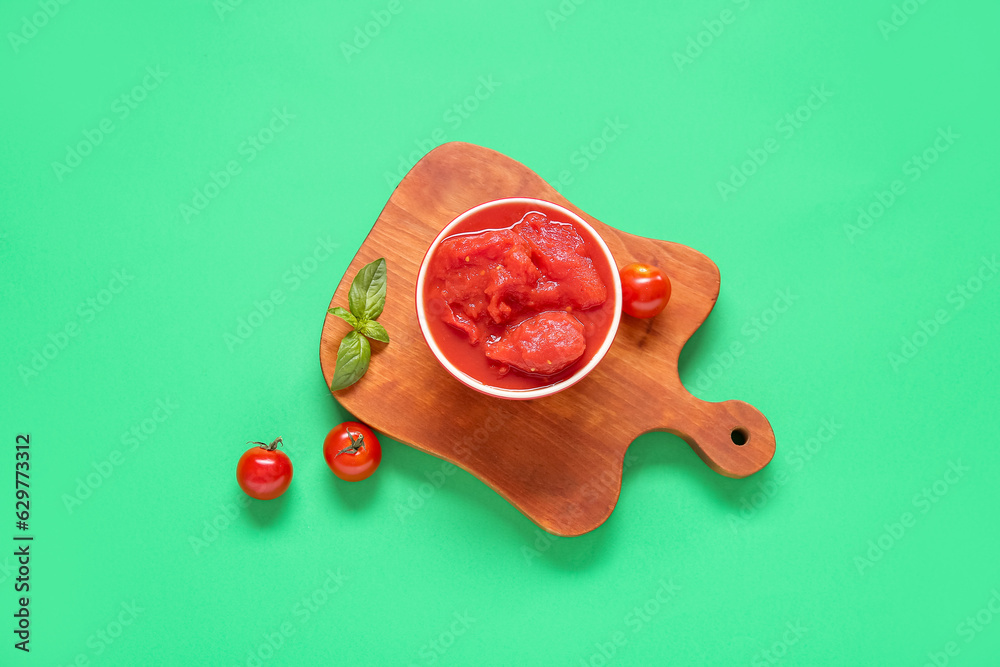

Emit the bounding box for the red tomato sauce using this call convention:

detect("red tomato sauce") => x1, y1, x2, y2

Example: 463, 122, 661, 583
422, 200, 616, 390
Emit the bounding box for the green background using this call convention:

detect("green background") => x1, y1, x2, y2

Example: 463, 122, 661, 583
2, 0, 999, 665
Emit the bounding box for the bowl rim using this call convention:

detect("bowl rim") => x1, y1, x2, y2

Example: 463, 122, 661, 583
414, 197, 622, 400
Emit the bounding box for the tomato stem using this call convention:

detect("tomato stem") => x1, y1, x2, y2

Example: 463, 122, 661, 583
337, 430, 365, 456
248, 437, 283, 451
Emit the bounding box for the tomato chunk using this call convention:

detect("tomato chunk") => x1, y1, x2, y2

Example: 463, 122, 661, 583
485, 311, 586, 376
515, 212, 607, 312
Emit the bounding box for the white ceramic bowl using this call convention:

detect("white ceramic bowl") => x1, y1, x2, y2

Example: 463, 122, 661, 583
415, 197, 621, 400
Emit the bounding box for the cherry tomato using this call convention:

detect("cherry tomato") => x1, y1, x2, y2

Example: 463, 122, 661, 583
236, 438, 293, 500
324, 421, 381, 482
619, 263, 671, 319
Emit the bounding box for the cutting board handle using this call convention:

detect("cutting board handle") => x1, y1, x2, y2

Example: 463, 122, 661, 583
664, 392, 776, 478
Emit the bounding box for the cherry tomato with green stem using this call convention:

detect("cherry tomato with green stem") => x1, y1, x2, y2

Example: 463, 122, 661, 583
324, 421, 382, 482
619, 263, 671, 319
237, 437, 293, 500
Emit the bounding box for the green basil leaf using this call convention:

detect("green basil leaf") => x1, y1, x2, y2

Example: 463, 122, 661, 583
359, 320, 390, 343
348, 258, 387, 321
329, 330, 371, 391
327, 306, 360, 329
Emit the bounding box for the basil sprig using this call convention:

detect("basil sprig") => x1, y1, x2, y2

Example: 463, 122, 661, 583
328, 258, 389, 391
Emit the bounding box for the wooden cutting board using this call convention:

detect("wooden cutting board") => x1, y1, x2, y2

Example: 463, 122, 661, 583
320, 142, 775, 536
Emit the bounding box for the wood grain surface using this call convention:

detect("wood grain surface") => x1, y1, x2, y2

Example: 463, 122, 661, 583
320, 142, 775, 536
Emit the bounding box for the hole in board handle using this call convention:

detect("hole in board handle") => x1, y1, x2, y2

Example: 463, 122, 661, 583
731, 428, 749, 446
